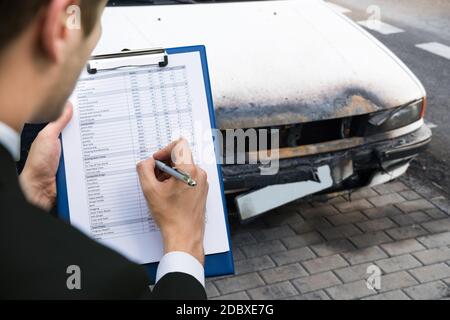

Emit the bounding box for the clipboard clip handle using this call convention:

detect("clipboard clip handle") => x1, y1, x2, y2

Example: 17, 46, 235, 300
87, 48, 169, 74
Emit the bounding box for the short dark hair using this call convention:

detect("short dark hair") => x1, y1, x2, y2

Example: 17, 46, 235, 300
0, 0, 103, 52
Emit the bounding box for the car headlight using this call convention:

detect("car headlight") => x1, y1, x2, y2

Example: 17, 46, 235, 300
365, 99, 425, 135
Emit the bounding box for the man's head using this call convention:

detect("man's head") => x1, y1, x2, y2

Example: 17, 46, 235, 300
0, 0, 107, 127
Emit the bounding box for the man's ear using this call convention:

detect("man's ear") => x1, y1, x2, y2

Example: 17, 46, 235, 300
41, 0, 77, 63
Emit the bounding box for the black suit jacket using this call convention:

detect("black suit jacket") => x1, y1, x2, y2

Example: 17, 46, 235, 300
0, 145, 206, 300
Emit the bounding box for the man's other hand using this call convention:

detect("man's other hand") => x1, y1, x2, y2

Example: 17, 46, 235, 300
137, 139, 208, 266
19, 103, 73, 211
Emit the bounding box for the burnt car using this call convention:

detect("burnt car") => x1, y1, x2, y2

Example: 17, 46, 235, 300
105, 0, 432, 220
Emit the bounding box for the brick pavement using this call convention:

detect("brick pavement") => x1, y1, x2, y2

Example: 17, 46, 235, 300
207, 179, 450, 300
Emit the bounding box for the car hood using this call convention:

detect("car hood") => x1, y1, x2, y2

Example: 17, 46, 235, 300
95, 0, 426, 129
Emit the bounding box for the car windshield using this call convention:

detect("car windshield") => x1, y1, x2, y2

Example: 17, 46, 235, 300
108, 0, 262, 6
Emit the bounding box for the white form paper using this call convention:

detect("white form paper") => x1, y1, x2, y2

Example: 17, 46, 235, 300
61, 51, 230, 264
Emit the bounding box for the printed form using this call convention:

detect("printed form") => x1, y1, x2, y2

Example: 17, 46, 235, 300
61, 51, 229, 264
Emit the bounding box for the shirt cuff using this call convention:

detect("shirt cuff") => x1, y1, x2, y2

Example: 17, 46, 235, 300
156, 251, 205, 287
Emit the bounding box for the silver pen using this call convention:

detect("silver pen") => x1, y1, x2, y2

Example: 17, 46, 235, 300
155, 160, 197, 187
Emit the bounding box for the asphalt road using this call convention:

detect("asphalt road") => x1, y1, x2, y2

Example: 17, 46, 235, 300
328, 0, 450, 195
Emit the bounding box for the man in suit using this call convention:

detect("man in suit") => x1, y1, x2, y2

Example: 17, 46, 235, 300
0, 0, 209, 299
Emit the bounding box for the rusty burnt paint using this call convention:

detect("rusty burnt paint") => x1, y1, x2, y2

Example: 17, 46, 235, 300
215, 87, 389, 130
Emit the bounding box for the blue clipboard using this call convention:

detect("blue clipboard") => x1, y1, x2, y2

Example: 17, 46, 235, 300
56, 45, 234, 283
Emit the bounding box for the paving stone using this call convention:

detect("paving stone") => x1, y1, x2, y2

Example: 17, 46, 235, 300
422, 218, 450, 233
292, 271, 341, 293
251, 225, 295, 242
310, 239, 356, 257
430, 198, 450, 216
363, 290, 411, 300
381, 239, 426, 256
232, 219, 266, 234
413, 247, 450, 265
234, 256, 276, 275
302, 254, 348, 274
206, 282, 220, 298
426, 208, 448, 219
263, 210, 304, 227
233, 247, 246, 261
286, 290, 331, 300
211, 291, 250, 300
373, 181, 409, 195
367, 193, 406, 208
240, 240, 286, 258
289, 221, 314, 235
335, 263, 372, 283
399, 190, 422, 201
378, 271, 418, 292
318, 224, 363, 241
300, 205, 340, 220
357, 217, 397, 232
335, 199, 374, 213
328, 211, 368, 226
399, 175, 442, 199
409, 263, 450, 283
281, 232, 323, 250
342, 246, 388, 265
363, 206, 404, 220
391, 211, 431, 226
444, 278, 450, 286
291, 200, 313, 211
247, 282, 298, 300
326, 280, 376, 300
350, 231, 392, 248
396, 199, 435, 213
404, 281, 450, 300
348, 188, 379, 200
259, 263, 308, 284
214, 273, 265, 294
231, 232, 257, 247
310, 196, 346, 208
418, 231, 450, 248
271, 247, 316, 266
290, 218, 333, 234
376, 254, 422, 273
213, 184, 450, 300
386, 225, 428, 240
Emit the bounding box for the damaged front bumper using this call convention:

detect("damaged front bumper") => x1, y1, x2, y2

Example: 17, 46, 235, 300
223, 122, 432, 193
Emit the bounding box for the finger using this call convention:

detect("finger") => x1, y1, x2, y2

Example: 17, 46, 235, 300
136, 157, 158, 190
155, 170, 171, 182
171, 138, 195, 172
44, 102, 74, 137
153, 138, 182, 163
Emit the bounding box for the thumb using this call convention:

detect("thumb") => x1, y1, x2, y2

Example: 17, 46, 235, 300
44, 102, 74, 137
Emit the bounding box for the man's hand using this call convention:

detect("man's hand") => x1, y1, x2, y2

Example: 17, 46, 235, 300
19, 103, 73, 211
137, 139, 208, 265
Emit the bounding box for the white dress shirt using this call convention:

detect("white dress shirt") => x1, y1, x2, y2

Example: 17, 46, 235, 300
0, 121, 204, 287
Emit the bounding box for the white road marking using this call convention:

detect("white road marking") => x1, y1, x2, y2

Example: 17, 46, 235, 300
326, 2, 351, 14
425, 120, 438, 129
416, 42, 450, 60
358, 20, 405, 35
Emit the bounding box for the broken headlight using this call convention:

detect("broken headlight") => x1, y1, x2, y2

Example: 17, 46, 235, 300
365, 99, 424, 135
